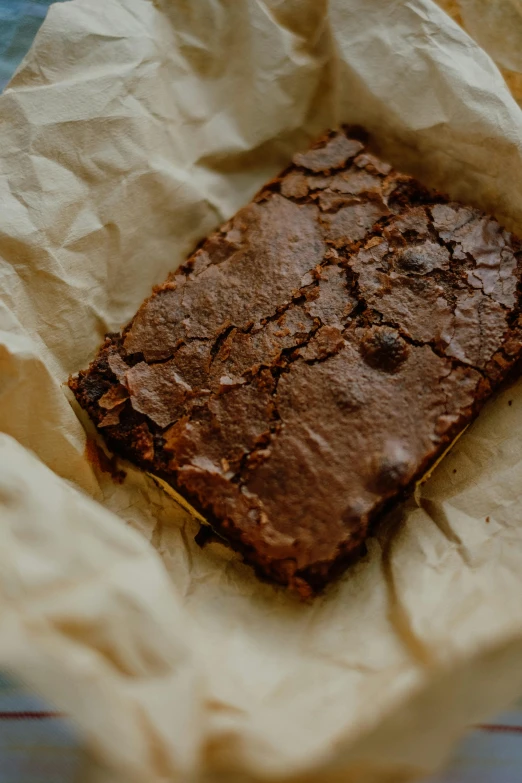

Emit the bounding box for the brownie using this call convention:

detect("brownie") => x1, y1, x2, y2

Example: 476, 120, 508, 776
69, 127, 522, 598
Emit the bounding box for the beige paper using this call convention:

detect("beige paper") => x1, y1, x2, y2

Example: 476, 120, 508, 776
436, 0, 522, 104
2, 1, 522, 781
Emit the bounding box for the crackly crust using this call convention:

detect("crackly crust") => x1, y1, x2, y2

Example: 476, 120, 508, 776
69, 127, 522, 598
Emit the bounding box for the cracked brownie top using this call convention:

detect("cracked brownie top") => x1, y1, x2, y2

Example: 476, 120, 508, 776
69, 127, 522, 597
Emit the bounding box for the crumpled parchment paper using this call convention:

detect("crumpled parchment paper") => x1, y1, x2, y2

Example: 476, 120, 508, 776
2, 1, 522, 781
435, 0, 522, 105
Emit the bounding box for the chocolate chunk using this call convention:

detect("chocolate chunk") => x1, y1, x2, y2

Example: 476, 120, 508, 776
360, 326, 410, 373
394, 241, 450, 275
370, 441, 414, 493
69, 127, 522, 598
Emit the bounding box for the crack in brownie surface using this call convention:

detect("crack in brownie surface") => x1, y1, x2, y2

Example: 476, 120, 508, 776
70, 127, 522, 598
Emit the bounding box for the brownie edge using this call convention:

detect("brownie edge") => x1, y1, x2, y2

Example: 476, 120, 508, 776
70, 127, 522, 598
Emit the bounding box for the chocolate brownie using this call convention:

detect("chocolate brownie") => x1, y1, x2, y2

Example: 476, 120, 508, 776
69, 128, 522, 598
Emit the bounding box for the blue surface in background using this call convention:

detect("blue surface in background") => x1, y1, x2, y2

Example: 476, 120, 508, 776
0, 0, 66, 91
0, 7, 80, 782
0, 673, 81, 783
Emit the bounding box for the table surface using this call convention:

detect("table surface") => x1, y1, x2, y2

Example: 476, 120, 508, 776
2, 2, 522, 781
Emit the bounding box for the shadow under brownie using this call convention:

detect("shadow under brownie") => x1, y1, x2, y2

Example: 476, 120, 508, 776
69, 127, 522, 598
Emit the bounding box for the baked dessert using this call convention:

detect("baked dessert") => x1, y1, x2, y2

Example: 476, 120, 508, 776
70, 127, 522, 598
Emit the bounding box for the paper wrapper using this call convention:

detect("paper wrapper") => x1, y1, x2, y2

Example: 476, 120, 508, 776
2, 1, 522, 781
435, 0, 522, 105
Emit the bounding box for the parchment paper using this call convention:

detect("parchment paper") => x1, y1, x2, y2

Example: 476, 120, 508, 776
436, 0, 522, 105
2, 1, 522, 781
